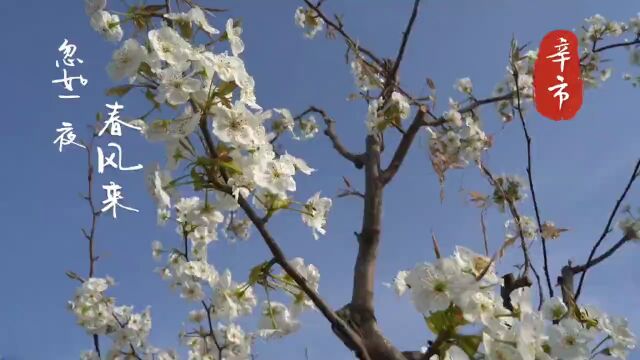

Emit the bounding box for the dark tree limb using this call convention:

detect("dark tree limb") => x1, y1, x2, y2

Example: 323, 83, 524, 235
458, 92, 514, 115
381, 107, 446, 185
558, 263, 575, 310
302, 106, 366, 169
344, 133, 409, 360
501, 273, 532, 311
572, 235, 630, 274
389, 0, 422, 82
580, 33, 640, 62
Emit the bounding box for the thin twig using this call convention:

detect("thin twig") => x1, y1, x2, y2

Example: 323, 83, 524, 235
302, 106, 366, 169
381, 107, 445, 184
572, 236, 630, 274
480, 163, 544, 309
389, 0, 422, 82
480, 164, 531, 274
580, 34, 640, 62
202, 301, 224, 359
79, 132, 102, 358
480, 209, 489, 256
511, 60, 554, 298
573, 159, 640, 300
302, 0, 383, 67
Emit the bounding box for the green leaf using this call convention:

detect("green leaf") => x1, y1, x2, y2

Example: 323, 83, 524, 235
425, 312, 447, 334
65, 271, 83, 282
425, 305, 467, 335
177, 20, 193, 39
195, 156, 216, 167
139, 62, 155, 79
217, 81, 237, 97
145, 89, 160, 108
248, 263, 265, 285
106, 84, 135, 97
248, 260, 274, 285
453, 335, 482, 358
190, 167, 206, 191
217, 159, 242, 174
141, 5, 166, 13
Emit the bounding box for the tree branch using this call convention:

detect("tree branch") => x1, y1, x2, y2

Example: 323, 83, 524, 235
580, 33, 640, 62
79, 133, 101, 358
236, 196, 371, 360
479, 164, 532, 274
571, 235, 630, 274
198, 114, 371, 360
302, 106, 365, 169
302, 0, 383, 67
352, 135, 383, 311
501, 273, 532, 311
573, 158, 640, 301
202, 301, 224, 359
346, 133, 407, 360
389, 0, 422, 81
381, 106, 445, 185
459, 92, 515, 116
511, 62, 554, 298
479, 163, 544, 309
557, 263, 575, 309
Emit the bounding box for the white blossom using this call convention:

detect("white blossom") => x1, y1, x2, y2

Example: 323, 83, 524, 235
165, 7, 220, 35
547, 318, 593, 360
155, 63, 202, 105
302, 192, 332, 240
619, 217, 640, 240
226, 19, 244, 56
90, 11, 123, 42
84, 0, 106, 16
107, 38, 147, 81
404, 258, 471, 314
211, 101, 269, 148
455, 77, 473, 94
253, 157, 297, 196
542, 297, 568, 321
295, 7, 324, 39
258, 301, 300, 338
211, 269, 257, 320
151, 240, 164, 261
149, 26, 193, 66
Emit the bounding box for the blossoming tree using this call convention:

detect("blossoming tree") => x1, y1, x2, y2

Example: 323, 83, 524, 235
68, 1, 640, 359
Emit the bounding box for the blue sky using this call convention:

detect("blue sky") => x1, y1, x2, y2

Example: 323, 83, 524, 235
1, 1, 639, 359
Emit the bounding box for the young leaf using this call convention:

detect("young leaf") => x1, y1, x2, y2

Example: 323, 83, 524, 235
106, 84, 135, 97
453, 335, 482, 358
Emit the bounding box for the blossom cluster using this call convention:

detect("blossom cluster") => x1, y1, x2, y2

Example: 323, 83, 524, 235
392, 247, 637, 359
579, 14, 640, 88
427, 95, 492, 184
69, 277, 176, 359
366, 91, 411, 134
87, 0, 336, 240
75, 1, 339, 358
